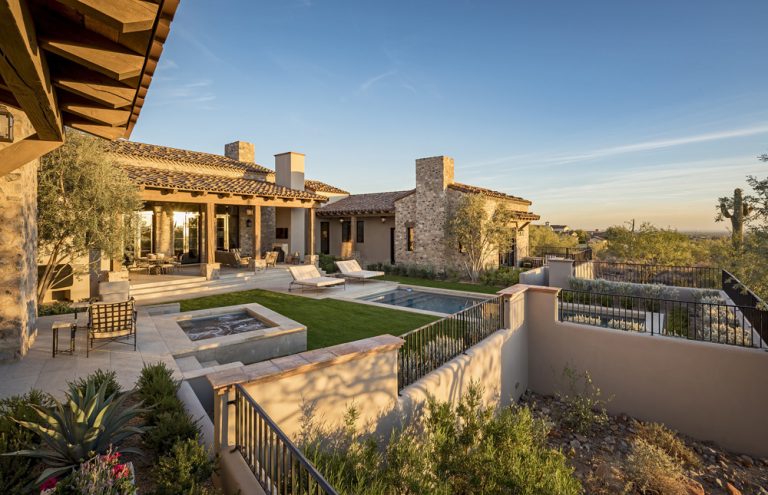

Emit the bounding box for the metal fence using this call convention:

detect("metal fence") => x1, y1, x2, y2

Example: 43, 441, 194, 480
722, 270, 768, 344
557, 289, 764, 349
233, 384, 339, 495
586, 262, 721, 289
532, 246, 593, 262
398, 296, 504, 390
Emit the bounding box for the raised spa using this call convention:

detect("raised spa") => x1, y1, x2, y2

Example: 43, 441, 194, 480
178, 310, 270, 341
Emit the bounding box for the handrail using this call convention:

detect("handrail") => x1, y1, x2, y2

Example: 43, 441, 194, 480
233, 384, 339, 495
398, 295, 505, 389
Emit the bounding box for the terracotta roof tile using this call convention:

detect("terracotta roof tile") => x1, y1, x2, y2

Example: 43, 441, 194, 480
448, 182, 532, 205
317, 190, 414, 215
510, 211, 541, 221
304, 179, 349, 195
107, 140, 272, 174
121, 165, 327, 201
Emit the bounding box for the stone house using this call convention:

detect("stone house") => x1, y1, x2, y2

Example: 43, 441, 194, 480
41, 140, 348, 302
316, 155, 539, 271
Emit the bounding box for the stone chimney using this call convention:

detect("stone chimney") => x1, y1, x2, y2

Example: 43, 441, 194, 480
224, 141, 255, 163
415, 156, 454, 193
274, 152, 305, 191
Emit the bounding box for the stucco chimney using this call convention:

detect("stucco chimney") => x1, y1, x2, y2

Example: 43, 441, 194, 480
224, 141, 255, 163
415, 155, 454, 193
274, 152, 305, 191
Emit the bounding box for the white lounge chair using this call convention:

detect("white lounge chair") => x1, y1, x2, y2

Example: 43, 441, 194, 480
335, 260, 385, 281
288, 265, 346, 292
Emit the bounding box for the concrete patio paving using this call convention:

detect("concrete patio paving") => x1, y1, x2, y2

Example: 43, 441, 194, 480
0, 311, 180, 400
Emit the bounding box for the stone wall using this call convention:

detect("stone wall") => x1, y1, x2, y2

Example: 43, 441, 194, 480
238, 206, 254, 256
261, 207, 276, 254
0, 110, 39, 361
393, 155, 533, 271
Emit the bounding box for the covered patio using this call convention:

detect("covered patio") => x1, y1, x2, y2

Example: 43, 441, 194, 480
121, 157, 327, 280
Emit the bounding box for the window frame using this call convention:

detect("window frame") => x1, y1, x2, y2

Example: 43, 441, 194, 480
356, 220, 365, 243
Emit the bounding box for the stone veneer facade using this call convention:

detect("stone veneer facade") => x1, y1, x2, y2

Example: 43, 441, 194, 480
0, 110, 39, 361
394, 155, 532, 271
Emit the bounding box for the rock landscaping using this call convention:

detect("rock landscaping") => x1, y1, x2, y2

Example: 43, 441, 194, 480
521, 391, 768, 494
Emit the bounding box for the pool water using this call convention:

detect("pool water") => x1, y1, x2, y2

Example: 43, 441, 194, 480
177, 311, 269, 341
362, 288, 486, 314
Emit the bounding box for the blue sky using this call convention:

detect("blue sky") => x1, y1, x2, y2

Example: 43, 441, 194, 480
132, 1, 768, 231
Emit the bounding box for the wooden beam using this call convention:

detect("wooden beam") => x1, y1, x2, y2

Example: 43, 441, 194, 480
205, 202, 216, 264
39, 24, 146, 81
62, 104, 130, 126
138, 189, 319, 208
57, 0, 158, 34
53, 72, 135, 108
0, 0, 64, 140
66, 120, 125, 139
0, 134, 63, 176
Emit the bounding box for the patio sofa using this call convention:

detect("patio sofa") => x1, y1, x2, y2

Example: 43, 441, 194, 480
215, 249, 249, 268
288, 265, 345, 292
335, 260, 385, 281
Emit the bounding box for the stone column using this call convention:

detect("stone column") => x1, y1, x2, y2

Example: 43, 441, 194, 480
201, 201, 220, 280
0, 110, 38, 362
252, 205, 261, 257
350, 215, 357, 260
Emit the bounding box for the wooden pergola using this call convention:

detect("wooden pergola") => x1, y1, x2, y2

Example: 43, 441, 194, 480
0, 0, 179, 175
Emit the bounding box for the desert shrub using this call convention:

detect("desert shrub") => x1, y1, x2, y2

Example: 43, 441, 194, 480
479, 266, 521, 287
607, 318, 645, 332
38, 301, 75, 317
319, 254, 338, 273
301, 384, 581, 495
154, 438, 217, 495
70, 369, 122, 398
626, 438, 687, 495
635, 422, 700, 468
136, 362, 178, 412
557, 368, 610, 435
143, 410, 199, 454
563, 314, 601, 326
0, 390, 52, 494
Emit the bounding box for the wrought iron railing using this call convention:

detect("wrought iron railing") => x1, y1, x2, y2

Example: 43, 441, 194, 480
557, 289, 764, 349
233, 384, 339, 495
585, 261, 721, 289
532, 246, 593, 262
398, 296, 504, 390
722, 270, 768, 343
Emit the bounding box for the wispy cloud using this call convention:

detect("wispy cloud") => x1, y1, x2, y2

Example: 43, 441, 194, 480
153, 80, 217, 108
466, 123, 768, 170
357, 70, 398, 94
174, 26, 221, 64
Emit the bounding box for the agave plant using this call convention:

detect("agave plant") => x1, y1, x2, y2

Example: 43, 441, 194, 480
5, 380, 147, 483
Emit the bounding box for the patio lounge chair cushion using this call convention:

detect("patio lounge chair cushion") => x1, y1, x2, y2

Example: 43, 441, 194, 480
98, 281, 130, 303
288, 265, 345, 288
335, 260, 385, 279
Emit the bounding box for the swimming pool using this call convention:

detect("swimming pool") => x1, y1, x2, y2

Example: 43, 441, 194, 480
361, 287, 487, 314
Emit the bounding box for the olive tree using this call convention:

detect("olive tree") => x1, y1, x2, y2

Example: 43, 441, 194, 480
446, 194, 516, 282
37, 130, 141, 302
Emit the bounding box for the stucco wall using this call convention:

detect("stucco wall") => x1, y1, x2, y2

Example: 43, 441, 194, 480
0, 109, 39, 361
523, 288, 768, 457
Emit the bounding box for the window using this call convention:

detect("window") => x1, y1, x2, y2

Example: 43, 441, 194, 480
276, 227, 289, 239
356, 220, 365, 243
342, 221, 351, 242
406, 227, 415, 251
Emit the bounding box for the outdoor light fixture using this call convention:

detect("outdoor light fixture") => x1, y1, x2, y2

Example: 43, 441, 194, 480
246, 219, 253, 228
381, 217, 387, 223
0, 106, 13, 143
245, 208, 254, 215
339, 218, 345, 223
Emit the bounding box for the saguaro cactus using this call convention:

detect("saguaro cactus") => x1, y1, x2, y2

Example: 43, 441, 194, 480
720, 188, 751, 249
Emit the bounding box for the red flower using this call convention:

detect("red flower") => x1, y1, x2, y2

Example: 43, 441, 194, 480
112, 463, 129, 479
40, 477, 58, 491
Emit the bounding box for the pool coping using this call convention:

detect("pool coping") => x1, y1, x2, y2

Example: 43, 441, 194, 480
332, 283, 491, 317
151, 303, 306, 359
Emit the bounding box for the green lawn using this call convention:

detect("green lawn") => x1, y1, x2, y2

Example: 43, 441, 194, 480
372, 275, 502, 294
177, 289, 439, 350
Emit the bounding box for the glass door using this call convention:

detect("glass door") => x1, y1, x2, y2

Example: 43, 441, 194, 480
173, 211, 201, 263
216, 214, 229, 251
